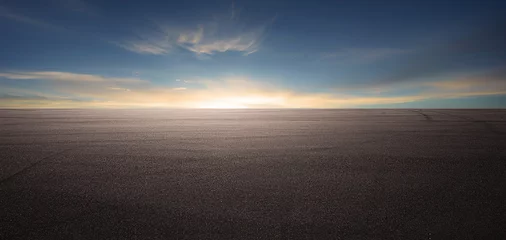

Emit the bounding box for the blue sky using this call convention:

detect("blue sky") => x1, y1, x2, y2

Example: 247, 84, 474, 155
1, 0, 506, 108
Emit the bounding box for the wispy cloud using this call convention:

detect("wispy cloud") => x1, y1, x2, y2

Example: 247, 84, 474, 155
183, 35, 259, 55
177, 26, 263, 55
177, 26, 204, 45
0, 6, 61, 30
116, 5, 269, 57
334, 66, 506, 102
418, 67, 506, 93
0, 93, 49, 101
323, 47, 411, 64
0, 71, 147, 84
109, 87, 131, 91
114, 41, 171, 55
243, 49, 258, 56
117, 26, 264, 57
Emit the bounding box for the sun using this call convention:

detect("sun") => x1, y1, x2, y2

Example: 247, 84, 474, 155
198, 101, 248, 109
196, 96, 285, 109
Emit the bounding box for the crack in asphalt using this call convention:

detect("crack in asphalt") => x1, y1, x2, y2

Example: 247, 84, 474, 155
0, 148, 73, 185
427, 110, 504, 135
408, 110, 433, 121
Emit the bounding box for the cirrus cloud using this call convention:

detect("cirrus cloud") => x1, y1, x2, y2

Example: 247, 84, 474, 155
0, 71, 147, 84
115, 5, 270, 57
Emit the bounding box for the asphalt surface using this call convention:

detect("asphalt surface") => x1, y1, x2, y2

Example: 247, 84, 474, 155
1, 109, 505, 239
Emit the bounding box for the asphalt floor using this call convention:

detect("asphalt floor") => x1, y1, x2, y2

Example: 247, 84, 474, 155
1, 109, 505, 239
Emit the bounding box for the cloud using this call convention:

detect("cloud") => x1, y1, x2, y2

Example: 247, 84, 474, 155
0, 71, 147, 84
416, 67, 506, 95
116, 5, 269, 57
333, 66, 506, 104
0, 93, 48, 101
176, 25, 264, 55
115, 41, 170, 55
323, 48, 411, 64
0, 6, 61, 30
177, 26, 204, 45
243, 49, 258, 56
112, 27, 175, 55
118, 25, 264, 56
182, 35, 259, 55
113, 26, 175, 55
109, 87, 131, 91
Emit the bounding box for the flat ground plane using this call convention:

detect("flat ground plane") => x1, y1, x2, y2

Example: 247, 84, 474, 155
1, 109, 505, 239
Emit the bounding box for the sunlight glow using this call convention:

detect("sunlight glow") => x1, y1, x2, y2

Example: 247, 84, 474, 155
196, 96, 285, 108
198, 101, 248, 108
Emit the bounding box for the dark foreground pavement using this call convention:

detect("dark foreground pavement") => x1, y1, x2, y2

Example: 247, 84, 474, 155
1, 109, 505, 239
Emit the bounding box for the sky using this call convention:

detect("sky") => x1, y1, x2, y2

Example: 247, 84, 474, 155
1, 0, 506, 108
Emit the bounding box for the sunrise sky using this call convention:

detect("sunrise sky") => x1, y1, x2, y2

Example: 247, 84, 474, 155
1, 0, 506, 108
